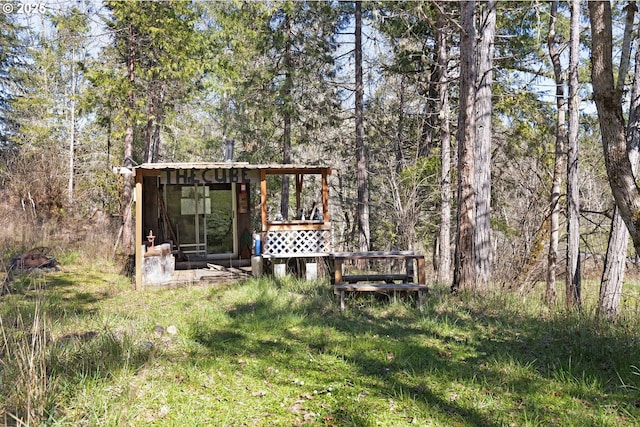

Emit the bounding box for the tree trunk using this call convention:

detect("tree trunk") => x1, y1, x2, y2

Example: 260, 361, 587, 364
474, 0, 495, 291
355, 1, 370, 261
152, 109, 162, 162
419, 56, 439, 158
589, 1, 640, 257
616, 2, 636, 95
281, 113, 291, 219
143, 85, 164, 163
600, 207, 627, 317
395, 77, 405, 173
67, 48, 76, 205
144, 90, 155, 163
599, 2, 640, 319
437, 5, 452, 285
545, 0, 566, 306
281, 13, 293, 220
453, 0, 477, 293
151, 87, 164, 163
566, 0, 581, 307
122, 23, 136, 256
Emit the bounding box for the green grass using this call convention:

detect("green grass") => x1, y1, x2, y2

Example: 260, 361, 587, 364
2, 263, 640, 426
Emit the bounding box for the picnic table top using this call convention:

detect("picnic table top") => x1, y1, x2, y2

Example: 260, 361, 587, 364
330, 251, 424, 260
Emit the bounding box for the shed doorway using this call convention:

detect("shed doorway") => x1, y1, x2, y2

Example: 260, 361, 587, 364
163, 182, 237, 259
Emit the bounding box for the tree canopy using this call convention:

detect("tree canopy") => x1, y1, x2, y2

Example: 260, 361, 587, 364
1, 0, 638, 314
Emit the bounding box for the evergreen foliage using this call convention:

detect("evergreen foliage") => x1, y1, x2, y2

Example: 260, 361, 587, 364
0, 13, 26, 146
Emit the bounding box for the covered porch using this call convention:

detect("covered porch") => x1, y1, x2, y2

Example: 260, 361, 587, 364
132, 162, 332, 289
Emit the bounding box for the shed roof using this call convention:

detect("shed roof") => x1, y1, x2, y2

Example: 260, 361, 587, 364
135, 162, 331, 174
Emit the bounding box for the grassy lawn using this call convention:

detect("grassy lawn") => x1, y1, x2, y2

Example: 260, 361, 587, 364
2, 259, 640, 426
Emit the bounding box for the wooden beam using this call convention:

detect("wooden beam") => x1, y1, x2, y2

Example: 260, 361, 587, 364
263, 166, 329, 175
265, 221, 330, 232
135, 169, 161, 177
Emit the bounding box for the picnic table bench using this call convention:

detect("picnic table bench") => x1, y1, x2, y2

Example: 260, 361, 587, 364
330, 251, 428, 311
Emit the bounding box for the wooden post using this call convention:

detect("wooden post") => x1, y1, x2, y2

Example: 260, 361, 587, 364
296, 174, 303, 216
135, 170, 143, 291
334, 259, 343, 285
405, 257, 415, 282
417, 256, 426, 285
322, 170, 330, 222
260, 170, 267, 231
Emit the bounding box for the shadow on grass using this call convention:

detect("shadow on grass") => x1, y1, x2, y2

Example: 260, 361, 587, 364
186, 280, 640, 426
1, 268, 122, 321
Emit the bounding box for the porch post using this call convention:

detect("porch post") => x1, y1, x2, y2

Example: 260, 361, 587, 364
322, 170, 330, 222
260, 170, 268, 230
295, 174, 303, 216
135, 170, 143, 291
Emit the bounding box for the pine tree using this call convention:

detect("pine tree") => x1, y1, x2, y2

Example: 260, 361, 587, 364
86, 0, 206, 254
0, 13, 26, 146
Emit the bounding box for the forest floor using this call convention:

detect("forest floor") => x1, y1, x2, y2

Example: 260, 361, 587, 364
2, 254, 640, 426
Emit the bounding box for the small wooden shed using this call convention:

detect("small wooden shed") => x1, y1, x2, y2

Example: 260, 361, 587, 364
132, 162, 332, 289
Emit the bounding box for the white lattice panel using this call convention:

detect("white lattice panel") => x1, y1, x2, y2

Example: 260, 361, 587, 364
264, 229, 332, 255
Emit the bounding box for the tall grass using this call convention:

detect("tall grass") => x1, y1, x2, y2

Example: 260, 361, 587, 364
0, 280, 51, 426
2, 262, 640, 425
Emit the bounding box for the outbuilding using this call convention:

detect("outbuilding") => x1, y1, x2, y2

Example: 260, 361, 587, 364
132, 162, 332, 289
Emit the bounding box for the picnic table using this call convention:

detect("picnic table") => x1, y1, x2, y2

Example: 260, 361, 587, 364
330, 251, 428, 311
